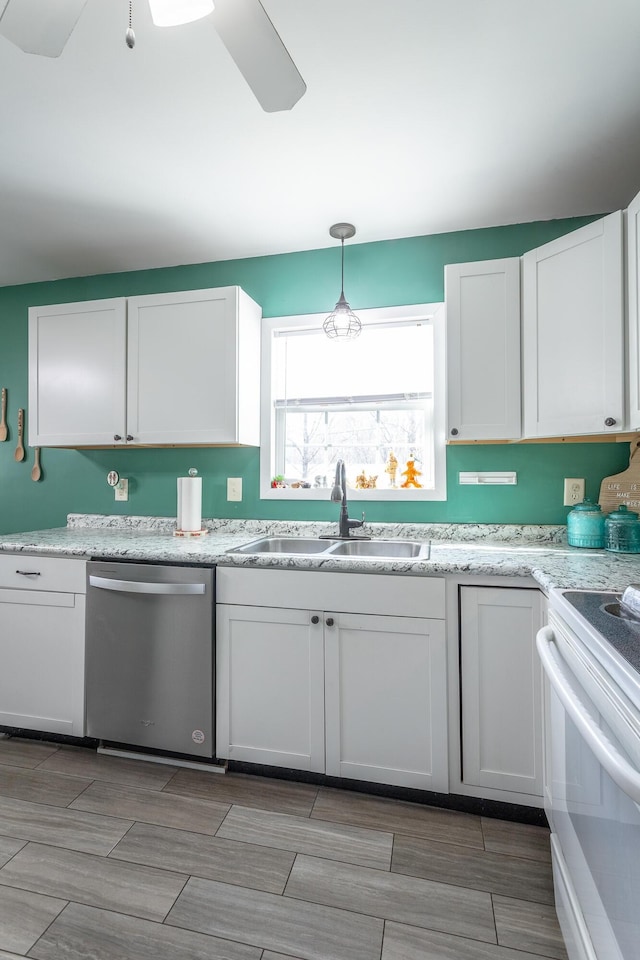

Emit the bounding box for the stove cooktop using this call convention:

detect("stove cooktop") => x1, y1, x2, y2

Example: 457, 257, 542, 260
561, 590, 640, 677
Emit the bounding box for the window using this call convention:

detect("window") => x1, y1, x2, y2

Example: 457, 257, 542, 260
260, 303, 446, 500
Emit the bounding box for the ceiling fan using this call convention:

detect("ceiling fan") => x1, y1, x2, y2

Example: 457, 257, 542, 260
0, 0, 306, 112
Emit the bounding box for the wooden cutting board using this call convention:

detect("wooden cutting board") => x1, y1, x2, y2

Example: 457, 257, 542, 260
599, 435, 640, 515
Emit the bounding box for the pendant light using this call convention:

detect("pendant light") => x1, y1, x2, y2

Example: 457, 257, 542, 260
148, 0, 215, 27
323, 223, 362, 340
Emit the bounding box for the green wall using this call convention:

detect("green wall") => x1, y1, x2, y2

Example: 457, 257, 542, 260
0, 216, 629, 534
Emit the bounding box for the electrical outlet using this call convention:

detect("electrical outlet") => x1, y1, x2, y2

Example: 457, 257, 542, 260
227, 477, 242, 502
563, 478, 585, 507
114, 478, 129, 501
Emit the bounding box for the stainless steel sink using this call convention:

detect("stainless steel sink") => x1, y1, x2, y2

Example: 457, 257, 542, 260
228, 535, 430, 560
230, 536, 330, 555
326, 539, 430, 559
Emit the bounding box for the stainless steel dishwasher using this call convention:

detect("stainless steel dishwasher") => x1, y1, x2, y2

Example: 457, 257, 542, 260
85, 560, 214, 758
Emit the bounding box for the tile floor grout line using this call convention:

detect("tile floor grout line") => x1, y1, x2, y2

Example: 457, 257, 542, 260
23, 895, 71, 957
62, 775, 98, 808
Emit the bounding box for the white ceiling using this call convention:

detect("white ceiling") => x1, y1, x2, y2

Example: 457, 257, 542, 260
0, 0, 639, 287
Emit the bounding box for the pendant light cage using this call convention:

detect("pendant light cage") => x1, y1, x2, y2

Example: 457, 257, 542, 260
323, 223, 361, 340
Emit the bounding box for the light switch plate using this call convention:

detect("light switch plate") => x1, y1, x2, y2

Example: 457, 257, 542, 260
227, 477, 242, 502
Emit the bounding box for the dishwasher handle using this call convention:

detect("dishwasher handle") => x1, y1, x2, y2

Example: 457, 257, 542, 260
537, 625, 640, 803
89, 575, 206, 596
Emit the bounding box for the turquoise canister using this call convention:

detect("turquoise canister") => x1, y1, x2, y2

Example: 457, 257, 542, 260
604, 504, 640, 553
567, 499, 605, 548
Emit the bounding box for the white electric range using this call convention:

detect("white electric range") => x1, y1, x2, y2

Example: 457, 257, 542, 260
539, 588, 640, 960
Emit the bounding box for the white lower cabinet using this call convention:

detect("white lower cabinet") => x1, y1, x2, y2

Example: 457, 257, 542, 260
324, 611, 447, 789
216, 568, 448, 791
459, 585, 543, 798
0, 556, 87, 737
216, 603, 325, 772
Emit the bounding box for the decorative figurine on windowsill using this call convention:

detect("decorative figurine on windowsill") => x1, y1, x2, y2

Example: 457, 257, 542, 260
385, 451, 398, 488
356, 472, 378, 489
401, 457, 422, 488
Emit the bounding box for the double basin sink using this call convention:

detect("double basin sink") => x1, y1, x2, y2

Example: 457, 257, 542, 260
228, 536, 431, 561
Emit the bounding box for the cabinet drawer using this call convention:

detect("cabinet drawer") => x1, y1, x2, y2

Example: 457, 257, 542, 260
217, 567, 446, 619
0, 555, 87, 594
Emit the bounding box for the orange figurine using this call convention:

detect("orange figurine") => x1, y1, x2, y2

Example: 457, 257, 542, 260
401, 457, 422, 488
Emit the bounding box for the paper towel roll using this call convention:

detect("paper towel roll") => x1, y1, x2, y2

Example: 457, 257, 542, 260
177, 477, 202, 532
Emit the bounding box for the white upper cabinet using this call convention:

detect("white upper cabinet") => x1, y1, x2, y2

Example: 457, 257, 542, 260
446, 258, 521, 441
126, 287, 261, 445
29, 286, 262, 447
627, 190, 640, 429
522, 212, 624, 438
29, 298, 127, 447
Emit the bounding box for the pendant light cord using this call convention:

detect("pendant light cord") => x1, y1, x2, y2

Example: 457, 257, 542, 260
126, 0, 136, 48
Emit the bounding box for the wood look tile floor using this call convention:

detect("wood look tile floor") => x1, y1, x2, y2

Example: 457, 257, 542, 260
0, 738, 568, 960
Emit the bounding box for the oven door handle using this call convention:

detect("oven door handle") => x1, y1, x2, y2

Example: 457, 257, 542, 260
88, 575, 206, 596
537, 625, 640, 804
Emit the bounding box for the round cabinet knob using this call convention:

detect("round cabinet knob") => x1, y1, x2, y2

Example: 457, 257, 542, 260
310, 615, 320, 625
604, 417, 616, 427
325, 617, 335, 627
450, 428, 459, 436
126, 435, 134, 442
113, 434, 122, 441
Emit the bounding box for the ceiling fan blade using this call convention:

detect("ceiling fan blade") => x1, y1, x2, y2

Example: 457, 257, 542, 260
0, 0, 88, 57
211, 0, 306, 113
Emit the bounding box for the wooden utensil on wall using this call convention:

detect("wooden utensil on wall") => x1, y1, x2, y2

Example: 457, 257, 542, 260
31, 447, 41, 481
0, 388, 7, 441
14, 408, 24, 462
598, 435, 640, 515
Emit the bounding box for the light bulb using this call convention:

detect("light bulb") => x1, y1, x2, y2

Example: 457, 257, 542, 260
148, 0, 214, 27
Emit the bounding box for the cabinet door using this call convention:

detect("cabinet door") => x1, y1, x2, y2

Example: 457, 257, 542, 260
522, 212, 624, 437
127, 287, 261, 445
29, 299, 127, 446
324, 612, 448, 791
0, 589, 85, 736
446, 258, 521, 440
216, 604, 325, 771
627, 191, 640, 429
460, 586, 542, 796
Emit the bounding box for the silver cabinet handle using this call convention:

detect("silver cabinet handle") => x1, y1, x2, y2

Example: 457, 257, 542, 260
16, 570, 41, 576
89, 575, 205, 596
604, 417, 616, 427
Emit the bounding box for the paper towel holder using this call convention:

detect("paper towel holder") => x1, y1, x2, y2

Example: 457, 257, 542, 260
174, 467, 209, 538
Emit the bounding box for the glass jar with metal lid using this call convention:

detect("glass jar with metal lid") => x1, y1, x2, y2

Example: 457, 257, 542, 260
567, 498, 605, 548
604, 504, 640, 553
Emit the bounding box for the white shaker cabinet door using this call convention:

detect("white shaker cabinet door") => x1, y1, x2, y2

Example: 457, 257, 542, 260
446, 258, 521, 441
28, 299, 127, 446
216, 603, 325, 772
627, 190, 640, 429
0, 589, 85, 737
460, 586, 543, 797
127, 286, 261, 445
324, 612, 448, 791
522, 211, 624, 438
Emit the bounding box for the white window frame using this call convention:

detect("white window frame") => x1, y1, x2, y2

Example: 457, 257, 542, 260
260, 303, 447, 501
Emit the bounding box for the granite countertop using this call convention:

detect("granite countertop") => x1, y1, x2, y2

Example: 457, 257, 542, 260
0, 514, 639, 593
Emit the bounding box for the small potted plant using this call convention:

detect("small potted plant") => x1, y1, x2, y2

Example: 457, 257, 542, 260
271, 474, 286, 488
